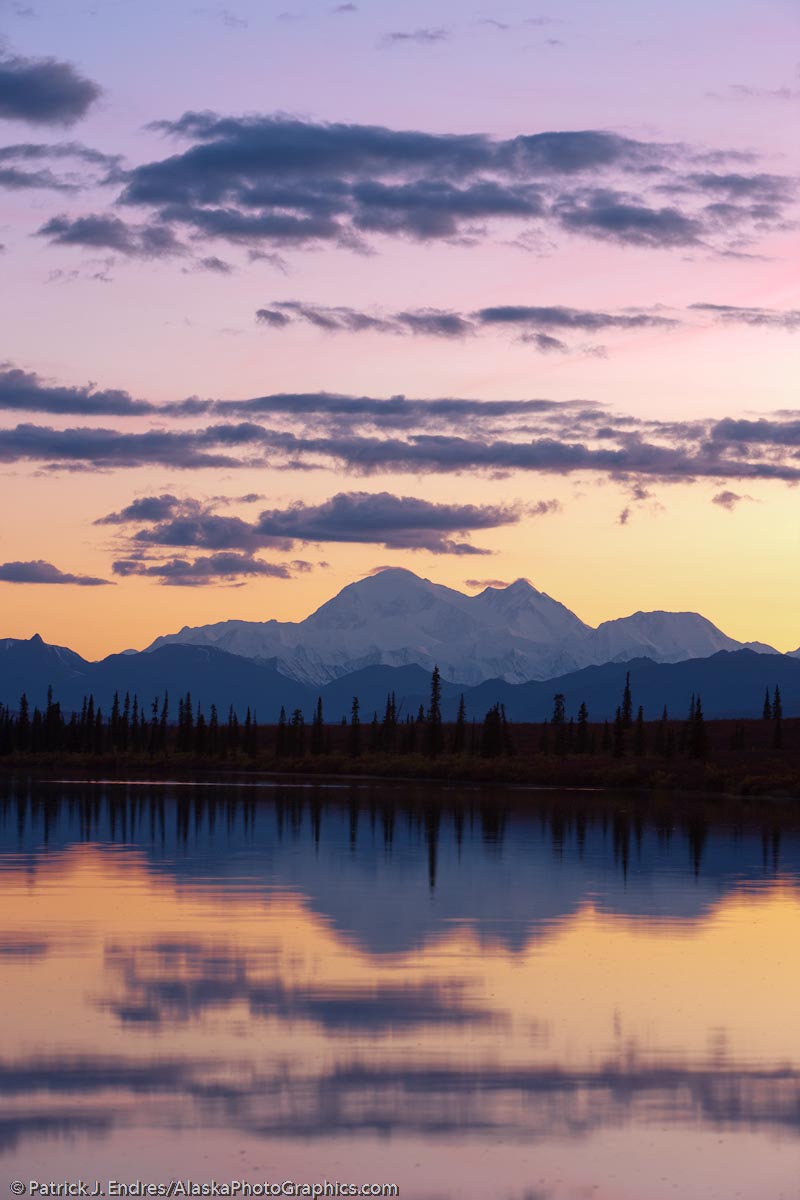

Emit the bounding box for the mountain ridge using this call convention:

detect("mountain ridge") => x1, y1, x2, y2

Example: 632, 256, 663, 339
2, 634, 799, 722
145, 567, 781, 685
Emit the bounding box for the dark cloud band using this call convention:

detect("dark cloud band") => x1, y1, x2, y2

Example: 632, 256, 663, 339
33, 114, 795, 257
112, 552, 293, 586
691, 303, 800, 331
0, 367, 155, 416
0, 51, 100, 127
255, 300, 680, 350
100, 491, 530, 556
3, 375, 800, 484
0, 142, 121, 192
0, 559, 112, 585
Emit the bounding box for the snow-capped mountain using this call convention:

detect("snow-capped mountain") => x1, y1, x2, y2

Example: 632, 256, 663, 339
470, 578, 592, 644
145, 568, 780, 685
147, 569, 566, 685
588, 611, 778, 665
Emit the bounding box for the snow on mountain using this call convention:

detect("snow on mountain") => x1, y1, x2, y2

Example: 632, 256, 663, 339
0, 633, 88, 673
471, 578, 592, 644
146, 568, 780, 685
149, 616, 286, 659
586, 611, 747, 665
0, 634, 91, 706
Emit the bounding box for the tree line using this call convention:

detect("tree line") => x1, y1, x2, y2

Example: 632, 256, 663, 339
0, 668, 788, 763
0, 667, 512, 760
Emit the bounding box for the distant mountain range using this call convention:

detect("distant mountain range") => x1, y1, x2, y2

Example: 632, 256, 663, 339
1, 569, 797, 722
2, 635, 800, 722
147, 567, 780, 686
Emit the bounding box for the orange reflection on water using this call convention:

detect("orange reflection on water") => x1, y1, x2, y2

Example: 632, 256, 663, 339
2, 839, 800, 1200
2, 844, 799, 1073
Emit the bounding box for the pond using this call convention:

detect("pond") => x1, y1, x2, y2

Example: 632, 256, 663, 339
1, 779, 799, 1200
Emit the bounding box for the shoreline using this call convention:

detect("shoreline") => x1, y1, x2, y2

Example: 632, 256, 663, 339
1, 749, 799, 807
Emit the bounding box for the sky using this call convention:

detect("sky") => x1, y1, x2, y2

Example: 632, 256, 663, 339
0, 0, 798, 657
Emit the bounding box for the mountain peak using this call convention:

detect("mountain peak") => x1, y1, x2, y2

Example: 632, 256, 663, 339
139, 569, 779, 687
360, 567, 429, 589
504, 578, 541, 596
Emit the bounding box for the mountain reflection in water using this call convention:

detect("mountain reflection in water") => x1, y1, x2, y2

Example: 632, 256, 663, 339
1, 779, 799, 1200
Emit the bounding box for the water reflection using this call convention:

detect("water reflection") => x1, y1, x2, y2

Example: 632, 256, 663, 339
1, 780, 799, 1198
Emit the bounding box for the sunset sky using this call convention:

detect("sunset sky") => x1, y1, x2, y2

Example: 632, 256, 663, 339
0, 0, 798, 658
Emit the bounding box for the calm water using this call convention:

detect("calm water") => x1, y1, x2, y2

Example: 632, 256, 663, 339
1, 779, 799, 1200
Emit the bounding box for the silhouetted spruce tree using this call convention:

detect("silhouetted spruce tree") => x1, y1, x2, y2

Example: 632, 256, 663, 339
551, 693, 567, 755
349, 696, 361, 757
501, 704, 515, 756
177, 692, 193, 752
451, 694, 466, 754
242, 707, 258, 757
110, 692, 121, 749
310, 697, 324, 755
381, 692, 397, 752
288, 708, 304, 756
44, 686, 62, 753
227, 705, 240, 751
159, 693, 169, 751
622, 672, 633, 728
679, 694, 696, 754
425, 665, 444, 756
138, 698, 148, 752
82, 696, 91, 740
634, 705, 646, 756
148, 697, 159, 756
763, 688, 772, 720
688, 694, 708, 759
772, 687, 783, 750
480, 703, 504, 758
94, 708, 104, 756
209, 704, 219, 755
657, 705, 671, 753
121, 693, 131, 752
184, 692, 194, 746
194, 706, 207, 755
30, 706, 43, 753
131, 696, 140, 752
18, 693, 30, 752
576, 701, 589, 753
